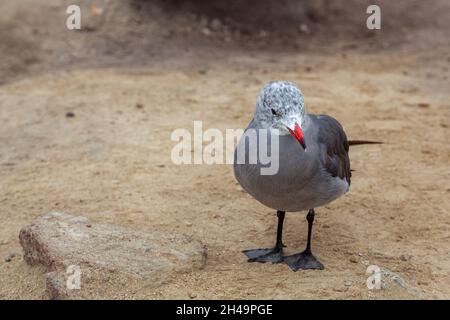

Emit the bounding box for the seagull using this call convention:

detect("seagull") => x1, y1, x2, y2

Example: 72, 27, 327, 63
233, 80, 381, 271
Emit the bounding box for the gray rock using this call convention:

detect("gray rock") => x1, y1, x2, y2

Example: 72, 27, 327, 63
379, 267, 422, 296
19, 212, 207, 299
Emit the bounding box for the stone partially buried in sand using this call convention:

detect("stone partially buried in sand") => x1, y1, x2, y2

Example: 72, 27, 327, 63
19, 212, 207, 299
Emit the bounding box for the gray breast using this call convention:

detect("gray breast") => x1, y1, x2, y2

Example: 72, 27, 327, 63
233, 118, 349, 212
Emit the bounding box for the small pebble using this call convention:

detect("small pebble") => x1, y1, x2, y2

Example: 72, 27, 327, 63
349, 257, 358, 263
210, 18, 221, 31
4, 253, 16, 262
299, 24, 310, 34
135, 103, 144, 109
258, 30, 268, 38
201, 27, 211, 36
66, 112, 75, 118
391, 275, 407, 288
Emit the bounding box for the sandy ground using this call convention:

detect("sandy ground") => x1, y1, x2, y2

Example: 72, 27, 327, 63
0, 0, 449, 299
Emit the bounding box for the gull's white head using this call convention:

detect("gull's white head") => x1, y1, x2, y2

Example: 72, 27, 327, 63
254, 80, 307, 149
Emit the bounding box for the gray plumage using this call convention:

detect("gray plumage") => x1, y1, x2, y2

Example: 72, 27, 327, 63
234, 81, 350, 212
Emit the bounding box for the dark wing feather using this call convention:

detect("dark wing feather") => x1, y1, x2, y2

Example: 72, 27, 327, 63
315, 115, 351, 185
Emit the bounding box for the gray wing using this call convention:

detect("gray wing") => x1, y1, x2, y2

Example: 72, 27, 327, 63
315, 114, 351, 185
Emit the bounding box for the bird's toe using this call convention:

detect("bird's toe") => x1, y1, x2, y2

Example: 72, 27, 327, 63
283, 251, 324, 271
243, 248, 284, 263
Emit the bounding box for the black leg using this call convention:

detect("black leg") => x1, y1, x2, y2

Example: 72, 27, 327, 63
283, 209, 324, 271
305, 209, 314, 254
243, 210, 286, 263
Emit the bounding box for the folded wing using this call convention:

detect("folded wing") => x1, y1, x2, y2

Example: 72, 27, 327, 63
316, 114, 351, 185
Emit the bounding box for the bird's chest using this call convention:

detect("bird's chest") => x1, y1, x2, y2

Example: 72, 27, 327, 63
236, 137, 318, 197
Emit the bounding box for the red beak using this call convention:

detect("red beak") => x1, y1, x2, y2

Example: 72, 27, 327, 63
287, 122, 306, 149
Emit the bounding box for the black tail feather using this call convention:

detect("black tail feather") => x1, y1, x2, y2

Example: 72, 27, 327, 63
348, 140, 383, 146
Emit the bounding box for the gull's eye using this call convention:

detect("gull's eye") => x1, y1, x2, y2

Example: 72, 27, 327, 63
271, 108, 277, 116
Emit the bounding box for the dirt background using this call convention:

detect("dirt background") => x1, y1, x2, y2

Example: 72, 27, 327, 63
0, 0, 449, 299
